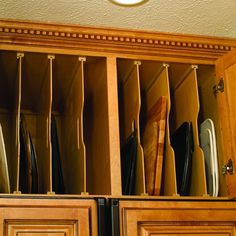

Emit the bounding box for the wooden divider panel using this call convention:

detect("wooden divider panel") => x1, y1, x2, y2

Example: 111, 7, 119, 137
144, 64, 177, 196
53, 55, 86, 194
106, 57, 121, 195
47, 55, 53, 193
21, 52, 52, 193
15, 53, 23, 193
135, 63, 146, 195
84, 58, 111, 195
68, 57, 86, 194
171, 65, 207, 196
118, 60, 146, 195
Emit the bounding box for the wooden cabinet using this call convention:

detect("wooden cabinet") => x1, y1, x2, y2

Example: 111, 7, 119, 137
0, 197, 98, 235
118, 199, 236, 236
0, 19, 236, 236
216, 49, 236, 196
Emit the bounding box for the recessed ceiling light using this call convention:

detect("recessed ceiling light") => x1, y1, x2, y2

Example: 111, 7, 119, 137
109, 0, 148, 6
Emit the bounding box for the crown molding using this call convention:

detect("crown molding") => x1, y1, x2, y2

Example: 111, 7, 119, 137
0, 19, 236, 63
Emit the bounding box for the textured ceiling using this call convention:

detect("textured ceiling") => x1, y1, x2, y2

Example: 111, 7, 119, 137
1, 0, 236, 38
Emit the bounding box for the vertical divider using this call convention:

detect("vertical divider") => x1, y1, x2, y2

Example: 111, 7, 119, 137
145, 63, 178, 196
173, 65, 207, 196
80, 57, 87, 194
136, 62, 146, 195
14, 52, 24, 193
123, 61, 146, 195
106, 57, 121, 195
84, 58, 112, 195
46, 55, 53, 193
62, 56, 87, 194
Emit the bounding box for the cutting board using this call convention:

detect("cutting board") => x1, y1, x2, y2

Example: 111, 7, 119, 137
143, 96, 167, 195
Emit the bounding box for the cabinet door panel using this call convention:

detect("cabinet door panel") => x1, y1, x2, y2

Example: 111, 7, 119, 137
7, 220, 75, 236
0, 198, 98, 236
3, 208, 86, 235
18, 234, 64, 236
139, 225, 235, 236
216, 49, 236, 196
119, 200, 236, 236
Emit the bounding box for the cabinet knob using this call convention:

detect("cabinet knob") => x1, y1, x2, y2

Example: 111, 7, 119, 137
222, 159, 234, 175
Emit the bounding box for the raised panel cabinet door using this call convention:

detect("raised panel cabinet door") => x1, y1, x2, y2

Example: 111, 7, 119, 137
6, 220, 76, 236
17, 234, 64, 236
119, 200, 236, 236
0, 198, 98, 236
215, 48, 236, 197
139, 225, 235, 236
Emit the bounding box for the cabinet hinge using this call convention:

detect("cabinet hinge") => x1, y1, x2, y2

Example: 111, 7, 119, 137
213, 78, 224, 95
222, 159, 234, 175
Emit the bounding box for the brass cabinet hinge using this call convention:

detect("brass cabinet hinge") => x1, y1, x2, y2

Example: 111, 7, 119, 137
213, 78, 224, 95
222, 159, 234, 175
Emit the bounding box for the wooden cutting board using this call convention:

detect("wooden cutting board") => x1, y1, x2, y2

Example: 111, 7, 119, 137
143, 96, 167, 195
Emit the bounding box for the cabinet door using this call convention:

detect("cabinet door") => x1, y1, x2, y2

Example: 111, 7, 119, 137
119, 200, 236, 236
0, 198, 98, 236
215, 49, 236, 196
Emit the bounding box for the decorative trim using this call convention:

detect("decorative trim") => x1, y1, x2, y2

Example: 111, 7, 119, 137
0, 22, 234, 51
0, 19, 236, 62
0, 25, 232, 51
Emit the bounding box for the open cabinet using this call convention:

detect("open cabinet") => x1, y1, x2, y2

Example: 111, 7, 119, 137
0, 19, 236, 236
117, 59, 231, 198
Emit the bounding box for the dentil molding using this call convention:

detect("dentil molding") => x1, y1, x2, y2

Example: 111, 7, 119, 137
0, 19, 236, 63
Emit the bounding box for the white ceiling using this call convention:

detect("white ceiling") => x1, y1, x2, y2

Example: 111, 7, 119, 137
1, 0, 236, 38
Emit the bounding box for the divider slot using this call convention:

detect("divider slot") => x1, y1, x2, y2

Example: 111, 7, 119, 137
52, 55, 86, 194
21, 52, 52, 194
197, 65, 224, 196
0, 51, 21, 193
168, 64, 207, 196
139, 61, 177, 196
83, 57, 112, 195
117, 59, 146, 195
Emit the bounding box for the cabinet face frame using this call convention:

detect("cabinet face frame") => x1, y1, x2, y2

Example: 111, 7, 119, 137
1, 19, 236, 198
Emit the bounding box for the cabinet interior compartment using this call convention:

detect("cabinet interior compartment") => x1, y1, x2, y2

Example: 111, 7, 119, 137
52, 54, 86, 194
0, 51, 21, 193
20, 52, 52, 194
117, 59, 146, 195
83, 57, 111, 195
197, 65, 225, 196
138, 61, 177, 196
168, 63, 207, 196
0, 46, 231, 198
